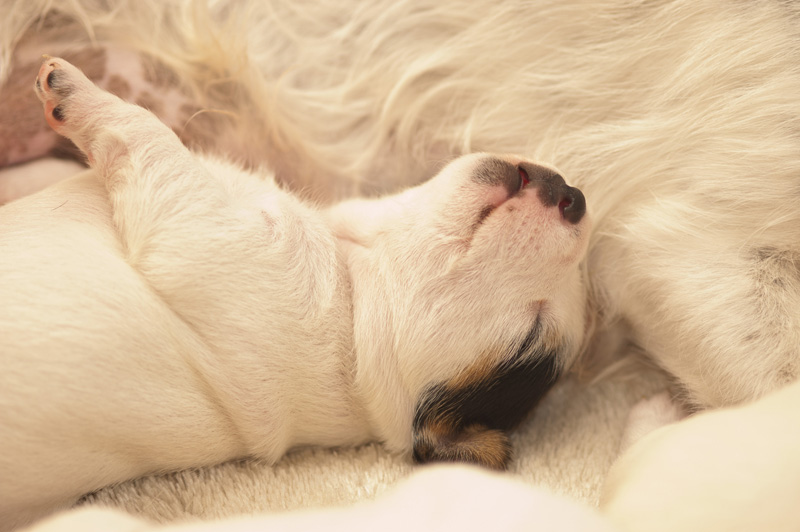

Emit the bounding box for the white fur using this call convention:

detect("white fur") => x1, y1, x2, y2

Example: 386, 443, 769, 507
0, 58, 588, 530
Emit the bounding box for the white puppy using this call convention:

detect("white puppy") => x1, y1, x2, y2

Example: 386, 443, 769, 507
0, 58, 590, 530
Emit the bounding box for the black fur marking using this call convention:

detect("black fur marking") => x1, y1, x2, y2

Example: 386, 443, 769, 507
412, 326, 561, 468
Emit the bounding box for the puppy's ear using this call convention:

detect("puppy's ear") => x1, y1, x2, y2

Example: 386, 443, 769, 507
412, 338, 560, 470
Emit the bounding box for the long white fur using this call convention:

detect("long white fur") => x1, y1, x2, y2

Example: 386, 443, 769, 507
0, 58, 588, 530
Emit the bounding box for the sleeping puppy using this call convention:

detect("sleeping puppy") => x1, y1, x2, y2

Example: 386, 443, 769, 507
0, 57, 589, 530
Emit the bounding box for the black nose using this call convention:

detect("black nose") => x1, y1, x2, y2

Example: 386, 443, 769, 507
518, 162, 586, 225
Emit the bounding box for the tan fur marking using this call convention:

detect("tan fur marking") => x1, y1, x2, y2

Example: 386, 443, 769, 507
447, 351, 500, 390
414, 420, 511, 470
413, 354, 513, 470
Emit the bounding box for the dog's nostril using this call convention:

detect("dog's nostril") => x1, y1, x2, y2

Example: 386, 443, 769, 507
560, 186, 586, 225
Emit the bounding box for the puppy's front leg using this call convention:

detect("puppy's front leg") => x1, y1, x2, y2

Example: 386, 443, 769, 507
32, 57, 305, 337
34, 56, 234, 251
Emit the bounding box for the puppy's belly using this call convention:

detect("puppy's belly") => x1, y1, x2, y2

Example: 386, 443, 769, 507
0, 175, 245, 526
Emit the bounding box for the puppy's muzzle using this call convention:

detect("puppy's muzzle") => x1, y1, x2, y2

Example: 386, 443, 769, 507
519, 162, 586, 225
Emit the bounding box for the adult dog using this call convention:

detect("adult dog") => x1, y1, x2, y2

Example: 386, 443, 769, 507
0, 57, 588, 530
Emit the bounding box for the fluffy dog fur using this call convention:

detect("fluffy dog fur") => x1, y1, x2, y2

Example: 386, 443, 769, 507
0, 57, 589, 530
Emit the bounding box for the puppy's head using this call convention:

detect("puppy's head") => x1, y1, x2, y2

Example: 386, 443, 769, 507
328, 153, 590, 469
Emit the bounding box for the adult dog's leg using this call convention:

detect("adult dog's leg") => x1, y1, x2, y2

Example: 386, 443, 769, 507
598, 236, 800, 408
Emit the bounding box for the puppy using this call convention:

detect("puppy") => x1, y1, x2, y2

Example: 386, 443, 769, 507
0, 57, 589, 530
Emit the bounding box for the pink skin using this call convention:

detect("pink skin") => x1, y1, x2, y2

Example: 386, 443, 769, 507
1, 50, 197, 204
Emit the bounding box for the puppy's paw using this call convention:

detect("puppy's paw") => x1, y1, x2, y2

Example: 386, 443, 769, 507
33, 56, 98, 136
413, 422, 512, 470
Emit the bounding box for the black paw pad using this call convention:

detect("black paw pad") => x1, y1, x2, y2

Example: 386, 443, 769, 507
51, 106, 64, 122
45, 69, 72, 97
46, 69, 59, 90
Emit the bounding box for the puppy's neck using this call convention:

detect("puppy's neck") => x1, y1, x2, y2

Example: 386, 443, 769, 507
265, 227, 377, 454
325, 199, 418, 452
